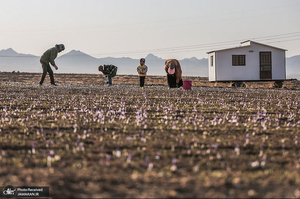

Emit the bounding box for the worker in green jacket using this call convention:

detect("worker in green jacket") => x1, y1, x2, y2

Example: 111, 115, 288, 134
39, 44, 65, 86
98, 64, 118, 86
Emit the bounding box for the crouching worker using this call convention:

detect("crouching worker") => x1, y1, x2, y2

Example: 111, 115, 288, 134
39, 44, 65, 86
165, 59, 183, 88
98, 64, 118, 86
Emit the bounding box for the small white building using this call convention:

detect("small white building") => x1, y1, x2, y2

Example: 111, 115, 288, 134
207, 41, 287, 82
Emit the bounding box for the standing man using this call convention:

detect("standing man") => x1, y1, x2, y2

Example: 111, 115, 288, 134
98, 64, 118, 86
39, 44, 65, 86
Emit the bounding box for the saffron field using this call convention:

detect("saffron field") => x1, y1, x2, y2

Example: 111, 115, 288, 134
0, 81, 299, 198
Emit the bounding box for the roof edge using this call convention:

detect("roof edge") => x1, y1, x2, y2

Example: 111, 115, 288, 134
206, 45, 250, 54
207, 40, 287, 53
241, 40, 287, 51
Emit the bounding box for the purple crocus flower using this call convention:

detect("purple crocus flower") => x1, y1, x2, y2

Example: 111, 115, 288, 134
126, 136, 132, 141
259, 146, 264, 157
106, 154, 111, 163
179, 139, 183, 145
172, 158, 177, 165
31, 142, 36, 154
126, 154, 132, 164
171, 158, 177, 171
245, 133, 249, 144
49, 150, 54, 157
145, 156, 150, 168
155, 152, 161, 160
261, 155, 267, 167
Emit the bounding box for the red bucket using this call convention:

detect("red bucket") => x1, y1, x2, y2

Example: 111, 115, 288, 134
183, 80, 192, 90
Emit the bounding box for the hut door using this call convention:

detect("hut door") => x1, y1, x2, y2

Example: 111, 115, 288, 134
260, 52, 272, 79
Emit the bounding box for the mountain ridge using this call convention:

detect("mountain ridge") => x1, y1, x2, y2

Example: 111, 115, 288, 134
0, 48, 299, 78
0, 48, 37, 57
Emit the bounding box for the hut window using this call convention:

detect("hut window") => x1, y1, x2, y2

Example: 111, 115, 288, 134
232, 55, 246, 66
210, 55, 214, 67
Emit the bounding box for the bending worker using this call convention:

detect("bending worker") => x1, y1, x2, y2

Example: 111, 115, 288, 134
39, 44, 65, 86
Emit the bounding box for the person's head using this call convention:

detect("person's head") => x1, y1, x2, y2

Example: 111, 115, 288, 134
140, 58, 145, 66
98, 65, 104, 71
55, 44, 65, 53
167, 62, 176, 74
168, 62, 175, 69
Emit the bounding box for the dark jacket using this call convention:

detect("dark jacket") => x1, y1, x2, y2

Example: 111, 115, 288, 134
102, 65, 118, 77
165, 59, 182, 84
40, 47, 58, 66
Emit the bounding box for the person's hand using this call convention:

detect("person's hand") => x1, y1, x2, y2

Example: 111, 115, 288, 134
54, 65, 58, 70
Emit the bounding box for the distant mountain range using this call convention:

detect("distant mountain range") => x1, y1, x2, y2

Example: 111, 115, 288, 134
286, 55, 300, 79
0, 48, 208, 76
0, 48, 299, 79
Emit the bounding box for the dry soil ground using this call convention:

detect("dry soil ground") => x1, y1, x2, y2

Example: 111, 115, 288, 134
0, 72, 300, 198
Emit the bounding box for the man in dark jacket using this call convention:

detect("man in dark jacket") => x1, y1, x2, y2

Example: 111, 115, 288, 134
98, 65, 118, 86
39, 44, 65, 86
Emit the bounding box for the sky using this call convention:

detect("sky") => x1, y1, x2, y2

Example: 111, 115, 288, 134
0, 0, 300, 59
